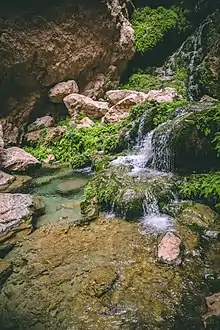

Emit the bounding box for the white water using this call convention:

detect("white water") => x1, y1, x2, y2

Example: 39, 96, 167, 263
165, 11, 218, 101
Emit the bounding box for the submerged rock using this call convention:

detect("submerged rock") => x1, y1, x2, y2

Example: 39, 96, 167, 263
157, 232, 182, 266
28, 116, 54, 132
1, 147, 41, 172
57, 178, 88, 196
64, 93, 109, 120
0, 193, 45, 241
0, 217, 217, 329
49, 80, 79, 103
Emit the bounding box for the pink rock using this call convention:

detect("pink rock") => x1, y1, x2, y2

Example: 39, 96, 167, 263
76, 117, 94, 129
28, 116, 54, 132
49, 80, 79, 103
145, 87, 181, 103
1, 147, 41, 172
157, 232, 182, 265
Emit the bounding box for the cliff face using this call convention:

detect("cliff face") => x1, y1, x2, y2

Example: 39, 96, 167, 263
0, 0, 134, 145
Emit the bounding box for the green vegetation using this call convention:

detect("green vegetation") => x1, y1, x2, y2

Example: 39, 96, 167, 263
132, 6, 179, 53
25, 121, 127, 168
178, 172, 220, 212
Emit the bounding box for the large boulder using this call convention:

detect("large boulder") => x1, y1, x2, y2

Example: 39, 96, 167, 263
1, 147, 41, 172
64, 93, 109, 119
28, 116, 54, 132
106, 89, 148, 105
0, 193, 45, 241
48, 80, 79, 103
0, 0, 134, 145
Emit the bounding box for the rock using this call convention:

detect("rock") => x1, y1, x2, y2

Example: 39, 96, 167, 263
0, 259, 12, 287
0, 171, 15, 192
28, 116, 54, 132
57, 178, 88, 196
3, 175, 32, 193
26, 126, 67, 145
203, 293, 220, 327
0, 124, 4, 152
106, 89, 147, 105
0, 193, 45, 240
157, 232, 182, 266
63, 94, 109, 120
0, 216, 216, 329
103, 91, 148, 123
145, 87, 181, 103
43, 154, 56, 164
0, 0, 134, 145
76, 117, 94, 129
49, 80, 79, 103
1, 147, 41, 172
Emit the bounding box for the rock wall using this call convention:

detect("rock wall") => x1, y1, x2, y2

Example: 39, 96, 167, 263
0, 0, 134, 145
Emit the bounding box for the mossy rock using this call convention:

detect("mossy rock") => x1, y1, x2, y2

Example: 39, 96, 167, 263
81, 167, 177, 221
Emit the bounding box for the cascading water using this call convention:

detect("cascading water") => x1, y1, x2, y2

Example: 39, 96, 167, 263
165, 10, 219, 101
111, 104, 202, 232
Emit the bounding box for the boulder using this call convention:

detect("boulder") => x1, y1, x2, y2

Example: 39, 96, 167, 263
64, 94, 109, 119
28, 116, 54, 132
157, 232, 182, 266
0, 171, 15, 192
49, 80, 79, 103
0, 193, 45, 240
76, 117, 94, 129
106, 89, 147, 105
1, 147, 41, 172
145, 87, 181, 103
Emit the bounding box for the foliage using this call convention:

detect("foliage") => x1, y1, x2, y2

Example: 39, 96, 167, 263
179, 172, 220, 212
24, 121, 127, 167
121, 72, 162, 92
196, 103, 220, 156
132, 6, 179, 53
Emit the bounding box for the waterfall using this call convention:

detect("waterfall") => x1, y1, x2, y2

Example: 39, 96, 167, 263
165, 10, 219, 101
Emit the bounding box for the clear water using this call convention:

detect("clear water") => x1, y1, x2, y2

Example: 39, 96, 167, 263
27, 168, 90, 227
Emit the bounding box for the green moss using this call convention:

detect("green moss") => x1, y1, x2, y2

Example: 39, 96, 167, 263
198, 58, 220, 100
132, 6, 179, 54
121, 72, 162, 92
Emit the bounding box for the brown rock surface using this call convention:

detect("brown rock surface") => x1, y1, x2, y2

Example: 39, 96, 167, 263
0, 193, 45, 241
1, 147, 41, 172
26, 126, 67, 145
28, 116, 54, 132
64, 93, 109, 119
0, 0, 134, 145
49, 80, 79, 103
0, 171, 15, 192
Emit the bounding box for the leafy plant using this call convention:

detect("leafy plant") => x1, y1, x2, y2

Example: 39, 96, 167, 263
132, 6, 179, 53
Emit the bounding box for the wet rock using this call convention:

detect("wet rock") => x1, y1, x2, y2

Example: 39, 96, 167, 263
76, 117, 94, 129
57, 178, 88, 196
49, 80, 79, 103
4, 175, 32, 193
0, 217, 215, 329
1, 147, 41, 172
157, 232, 182, 266
64, 93, 109, 120
0, 259, 12, 287
0, 171, 15, 192
145, 87, 181, 103
81, 196, 99, 223
0, 193, 45, 240
28, 116, 54, 132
